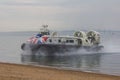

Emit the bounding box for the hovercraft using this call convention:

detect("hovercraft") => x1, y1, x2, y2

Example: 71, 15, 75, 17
21, 25, 103, 54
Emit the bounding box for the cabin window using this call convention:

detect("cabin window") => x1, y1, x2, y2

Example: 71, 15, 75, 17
41, 32, 50, 35
66, 40, 69, 43
66, 40, 74, 43
58, 40, 61, 43
69, 40, 74, 43
49, 39, 52, 42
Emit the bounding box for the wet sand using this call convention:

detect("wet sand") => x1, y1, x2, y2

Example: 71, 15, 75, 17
0, 62, 120, 80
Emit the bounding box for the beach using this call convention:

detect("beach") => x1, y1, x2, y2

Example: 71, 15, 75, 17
0, 62, 119, 80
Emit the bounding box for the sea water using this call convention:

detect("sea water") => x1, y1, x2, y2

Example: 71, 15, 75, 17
0, 31, 120, 76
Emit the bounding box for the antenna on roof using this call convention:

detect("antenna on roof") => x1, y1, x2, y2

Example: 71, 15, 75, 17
42, 25, 48, 28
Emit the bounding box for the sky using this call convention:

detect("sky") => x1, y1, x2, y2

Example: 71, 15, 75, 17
0, 0, 120, 32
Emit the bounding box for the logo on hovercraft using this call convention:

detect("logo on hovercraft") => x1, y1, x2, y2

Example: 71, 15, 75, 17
27, 34, 48, 44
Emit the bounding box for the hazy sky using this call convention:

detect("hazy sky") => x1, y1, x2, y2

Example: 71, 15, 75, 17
0, 0, 120, 31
